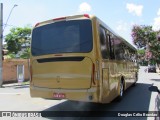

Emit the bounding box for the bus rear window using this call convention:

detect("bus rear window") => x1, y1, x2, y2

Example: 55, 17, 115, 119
31, 20, 93, 56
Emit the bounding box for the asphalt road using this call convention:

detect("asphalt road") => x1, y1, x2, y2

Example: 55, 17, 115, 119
0, 66, 159, 120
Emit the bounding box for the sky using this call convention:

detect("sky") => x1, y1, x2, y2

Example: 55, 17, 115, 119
1, 0, 160, 46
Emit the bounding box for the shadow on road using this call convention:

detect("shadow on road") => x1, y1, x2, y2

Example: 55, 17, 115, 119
150, 79, 160, 82
14, 85, 29, 89
40, 83, 152, 120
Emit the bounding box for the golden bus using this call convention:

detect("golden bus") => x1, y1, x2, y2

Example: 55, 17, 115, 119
30, 14, 138, 103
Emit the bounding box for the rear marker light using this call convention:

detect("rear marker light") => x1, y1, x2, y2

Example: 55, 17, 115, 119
35, 23, 40, 27
84, 14, 90, 18
53, 17, 66, 21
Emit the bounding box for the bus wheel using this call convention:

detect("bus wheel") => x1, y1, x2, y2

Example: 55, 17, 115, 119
133, 72, 138, 87
117, 80, 124, 101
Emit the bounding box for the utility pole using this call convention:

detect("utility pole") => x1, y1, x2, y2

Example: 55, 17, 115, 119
0, 3, 3, 87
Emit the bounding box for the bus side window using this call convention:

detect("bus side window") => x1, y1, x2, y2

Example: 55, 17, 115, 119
128, 49, 133, 62
108, 35, 115, 59
99, 26, 108, 59
114, 38, 124, 60
131, 52, 137, 62
123, 48, 129, 61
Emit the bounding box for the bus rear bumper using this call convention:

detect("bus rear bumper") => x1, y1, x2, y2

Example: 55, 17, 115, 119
30, 86, 99, 103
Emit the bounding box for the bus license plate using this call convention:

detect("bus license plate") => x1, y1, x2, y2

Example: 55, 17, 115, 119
53, 93, 65, 98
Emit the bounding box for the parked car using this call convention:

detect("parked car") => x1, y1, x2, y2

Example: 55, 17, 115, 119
149, 85, 160, 120
148, 65, 156, 73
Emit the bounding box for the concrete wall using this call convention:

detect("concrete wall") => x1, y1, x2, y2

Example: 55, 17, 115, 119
3, 59, 30, 83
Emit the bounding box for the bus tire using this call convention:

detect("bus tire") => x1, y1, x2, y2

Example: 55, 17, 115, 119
133, 72, 138, 87
117, 80, 124, 101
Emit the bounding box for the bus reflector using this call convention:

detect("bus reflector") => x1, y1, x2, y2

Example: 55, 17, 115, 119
30, 65, 32, 82
96, 60, 100, 80
53, 17, 66, 21
84, 14, 90, 18
92, 63, 96, 85
54, 54, 63, 56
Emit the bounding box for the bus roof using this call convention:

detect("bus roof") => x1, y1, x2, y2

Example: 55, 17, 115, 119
34, 14, 95, 28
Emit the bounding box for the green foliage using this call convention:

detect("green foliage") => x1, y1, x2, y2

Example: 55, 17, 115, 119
20, 48, 30, 59
131, 25, 156, 48
5, 26, 31, 58
137, 49, 145, 56
6, 53, 16, 59
131, 25, 160, 64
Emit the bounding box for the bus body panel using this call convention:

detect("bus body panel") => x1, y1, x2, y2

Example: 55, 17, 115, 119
30, 86, 99, 102
100, 60, 137, 103
32, 56, 93, 89
100, 60, 120, 103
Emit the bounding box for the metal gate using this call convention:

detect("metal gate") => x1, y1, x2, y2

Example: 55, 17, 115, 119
17, 65, 24, 83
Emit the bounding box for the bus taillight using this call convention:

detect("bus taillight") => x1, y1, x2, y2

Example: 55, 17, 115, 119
92, 63, 96, 85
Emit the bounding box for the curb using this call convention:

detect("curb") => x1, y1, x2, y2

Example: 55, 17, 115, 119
2, 82, 30, 88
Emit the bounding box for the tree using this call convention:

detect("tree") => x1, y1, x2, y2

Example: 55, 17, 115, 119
5, 26, 31, 58
131, 25, 156, 48
131, 25, 160, 64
